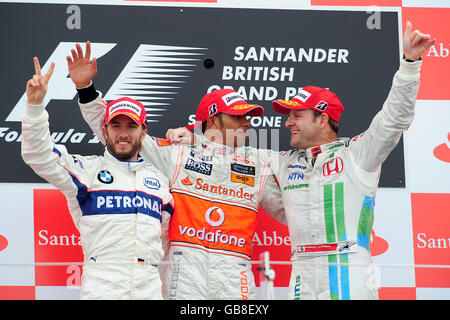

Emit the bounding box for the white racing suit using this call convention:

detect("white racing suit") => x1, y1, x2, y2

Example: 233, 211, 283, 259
80, 98, 286, 300
270, 59, 421, 299
21, 104, 174, 300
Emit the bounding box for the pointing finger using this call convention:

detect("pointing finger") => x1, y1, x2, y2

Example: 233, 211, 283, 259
405, 21, 412, 37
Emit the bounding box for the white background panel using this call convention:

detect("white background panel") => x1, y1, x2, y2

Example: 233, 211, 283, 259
0, 183, 38, 285
403, 100, 450, 193
416, 288, 450, 300
35, 286, 80, 300
372, 188, 416, 288
402, 0, 450, 8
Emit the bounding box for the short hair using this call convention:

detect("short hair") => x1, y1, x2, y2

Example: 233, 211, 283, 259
313, 110, 339, 135
202, 113, 224, 133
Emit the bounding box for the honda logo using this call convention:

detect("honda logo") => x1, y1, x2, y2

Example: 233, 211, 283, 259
322, 157, 344, 176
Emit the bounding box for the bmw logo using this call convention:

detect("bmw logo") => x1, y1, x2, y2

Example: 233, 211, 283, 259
97, 170, 114, 184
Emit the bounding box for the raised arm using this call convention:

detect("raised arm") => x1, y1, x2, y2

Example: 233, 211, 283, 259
349, 21, 435, 174
21, 58, 81, 224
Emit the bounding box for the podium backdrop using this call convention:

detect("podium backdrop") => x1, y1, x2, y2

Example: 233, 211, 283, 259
0, 0, 449, 300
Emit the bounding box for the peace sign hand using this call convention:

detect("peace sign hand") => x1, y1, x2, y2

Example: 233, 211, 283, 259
26, 57, 55, 105
67, 41, 97, 88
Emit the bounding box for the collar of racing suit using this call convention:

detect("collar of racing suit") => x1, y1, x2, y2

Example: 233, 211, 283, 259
194, 133, 250, 156
103, 147, 145, 172
303, 138, 349, 163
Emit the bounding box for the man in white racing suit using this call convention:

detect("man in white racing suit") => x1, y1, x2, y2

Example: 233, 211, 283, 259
21, 57, 174, 299
69, 42, 286, 299
269, 22, 434, 299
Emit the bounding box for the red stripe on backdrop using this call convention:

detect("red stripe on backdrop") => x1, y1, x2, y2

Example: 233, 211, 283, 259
0, 286, 35, 300
311, 0, 401, 6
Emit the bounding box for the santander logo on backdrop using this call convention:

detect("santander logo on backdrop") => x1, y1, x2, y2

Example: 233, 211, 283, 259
370, 230, 389, 256
0, 234, 8, 252
433, 133, 450, 163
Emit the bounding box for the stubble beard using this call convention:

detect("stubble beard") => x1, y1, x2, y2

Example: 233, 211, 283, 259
107, 140, 141, 161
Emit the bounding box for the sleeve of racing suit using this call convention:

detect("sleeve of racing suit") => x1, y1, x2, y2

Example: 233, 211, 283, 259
160, 194, 174, 257
21, 103, 82, 225
258, 166, 287, 225
78, 89, 176, 176
78, 86, 107, 145
349, 59, 421, 174
159, 192, 174, 290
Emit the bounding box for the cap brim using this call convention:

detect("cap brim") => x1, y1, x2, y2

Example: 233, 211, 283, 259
272, 100, 309, 115
105, 111, 146, 127
222, 104, 264, 117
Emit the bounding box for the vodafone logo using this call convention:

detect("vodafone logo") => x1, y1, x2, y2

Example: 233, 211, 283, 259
0, 234, 8, 252
433, 133, 450, 163
178, 206, 246, 248
205, 207, 225, 227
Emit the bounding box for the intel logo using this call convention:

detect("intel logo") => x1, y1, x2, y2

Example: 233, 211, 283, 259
144, 177, 161, 190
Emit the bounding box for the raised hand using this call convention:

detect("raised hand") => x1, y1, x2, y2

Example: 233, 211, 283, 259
26, 57, 55, 105
67, 41, 97, 88
403, 21, 436, 61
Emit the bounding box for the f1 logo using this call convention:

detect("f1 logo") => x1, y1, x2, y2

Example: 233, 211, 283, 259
323, 157, 343, 176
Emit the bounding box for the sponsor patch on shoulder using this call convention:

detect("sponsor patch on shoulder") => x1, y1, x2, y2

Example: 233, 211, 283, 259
153, 137, 172, 147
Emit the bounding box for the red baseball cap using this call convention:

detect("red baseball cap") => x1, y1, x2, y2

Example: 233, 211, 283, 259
105, 97, 147, 128
187, 89, 264, 130
272, 86, 344, 122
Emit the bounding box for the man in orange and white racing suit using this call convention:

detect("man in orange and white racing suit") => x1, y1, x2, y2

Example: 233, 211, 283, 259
68, 42, 286, 299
